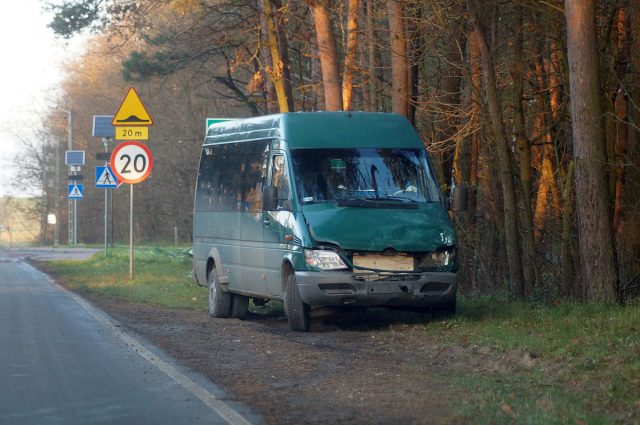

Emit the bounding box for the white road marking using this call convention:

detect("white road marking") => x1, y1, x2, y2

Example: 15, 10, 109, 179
42, 271, 255, 425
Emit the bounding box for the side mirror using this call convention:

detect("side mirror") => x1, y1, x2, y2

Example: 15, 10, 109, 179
450, 185, 468, 212
263, 185, 278, 211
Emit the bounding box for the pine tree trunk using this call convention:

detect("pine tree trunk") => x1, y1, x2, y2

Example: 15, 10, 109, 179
263, 0, 290, 112
564, 0, 618, 303
366, 0, 378, 112
387, 0, 409, 117
309, 0, 343, 111
612, 7, 628, 237
342, 0, 359, 111
511, 6, 537, 295
273, 0, 295, 112
470, 5, 525, 298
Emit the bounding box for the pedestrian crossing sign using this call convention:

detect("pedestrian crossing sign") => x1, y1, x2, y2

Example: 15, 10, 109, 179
95, 166, 119, 188
68, 184, 84, 199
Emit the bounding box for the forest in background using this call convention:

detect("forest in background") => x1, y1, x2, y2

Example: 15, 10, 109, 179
17, 0, 640, 303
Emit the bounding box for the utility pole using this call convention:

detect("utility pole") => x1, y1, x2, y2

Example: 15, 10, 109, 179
59, 109, 74, 245
67, 109, 74, 245
54, 136, 60, 246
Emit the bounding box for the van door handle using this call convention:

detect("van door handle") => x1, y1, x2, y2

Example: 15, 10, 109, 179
263, 219, 271, 226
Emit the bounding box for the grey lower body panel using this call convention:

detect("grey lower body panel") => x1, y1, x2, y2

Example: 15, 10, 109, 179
295, 271, 457, 308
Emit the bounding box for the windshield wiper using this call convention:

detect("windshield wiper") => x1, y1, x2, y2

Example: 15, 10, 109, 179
377, 195, 419, 203
335, 196, 418, 209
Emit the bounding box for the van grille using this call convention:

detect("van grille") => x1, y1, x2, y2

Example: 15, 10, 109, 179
352, 273, 422, 282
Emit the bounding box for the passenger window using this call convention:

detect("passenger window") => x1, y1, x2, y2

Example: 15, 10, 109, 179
244, 142, 270, 212
194, 140, 270, 212
272, 155, 291, 203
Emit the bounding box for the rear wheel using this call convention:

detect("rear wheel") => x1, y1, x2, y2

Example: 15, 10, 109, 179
230, 294, 249, 319
284, 273, 310, 332
208, 267, 231, 318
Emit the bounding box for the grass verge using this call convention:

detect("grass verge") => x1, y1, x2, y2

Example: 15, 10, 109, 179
42, 245, 207, 310
433, 297, 640, 424
41, 247, 640, 423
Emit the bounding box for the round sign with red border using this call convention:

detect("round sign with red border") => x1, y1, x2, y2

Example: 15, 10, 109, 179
110, 141, 154, 184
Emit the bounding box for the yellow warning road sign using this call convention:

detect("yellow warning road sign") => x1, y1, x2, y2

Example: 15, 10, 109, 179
112, 87, 153, 127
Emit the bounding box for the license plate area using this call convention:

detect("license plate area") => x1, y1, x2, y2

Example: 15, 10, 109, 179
353, 254, 414, 272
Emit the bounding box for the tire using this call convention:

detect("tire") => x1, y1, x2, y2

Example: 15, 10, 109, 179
208, 267, 231, 318
284, 273, 310, 332
230, 294, 249, 319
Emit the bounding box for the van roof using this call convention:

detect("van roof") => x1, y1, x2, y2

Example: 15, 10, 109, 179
203, 112, 424, 149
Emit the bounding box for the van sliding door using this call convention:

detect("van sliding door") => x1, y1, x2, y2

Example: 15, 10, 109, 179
262, 152, 296, 297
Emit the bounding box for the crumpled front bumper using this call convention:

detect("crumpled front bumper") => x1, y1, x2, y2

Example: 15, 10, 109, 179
295, 271, 457, 308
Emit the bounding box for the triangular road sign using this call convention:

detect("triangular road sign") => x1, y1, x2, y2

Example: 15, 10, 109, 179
68, 184, 84, 199
96, 166, 119, 188
112, 87, 153, 126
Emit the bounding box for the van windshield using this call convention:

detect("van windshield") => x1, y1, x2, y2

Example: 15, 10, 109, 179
291, 148, 442, 207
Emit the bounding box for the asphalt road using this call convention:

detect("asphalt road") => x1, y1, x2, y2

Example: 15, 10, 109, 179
0, 248, 260, 425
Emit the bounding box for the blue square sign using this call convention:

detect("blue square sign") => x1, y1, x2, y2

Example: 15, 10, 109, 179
68, 184, 84, 199
95, 166, 118, 188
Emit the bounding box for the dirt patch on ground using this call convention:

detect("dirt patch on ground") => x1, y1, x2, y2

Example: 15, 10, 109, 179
69, 288, 499, 425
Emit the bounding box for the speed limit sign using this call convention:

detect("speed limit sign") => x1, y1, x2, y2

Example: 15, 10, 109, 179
110, 141, 154, 184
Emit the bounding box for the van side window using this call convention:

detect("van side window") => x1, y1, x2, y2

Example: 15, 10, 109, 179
195, 140, 270, 212
271, 155, 291, 202
244, 141, 270, 212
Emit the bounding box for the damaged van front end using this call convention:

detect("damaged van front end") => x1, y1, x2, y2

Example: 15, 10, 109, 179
295, 201, 458, 311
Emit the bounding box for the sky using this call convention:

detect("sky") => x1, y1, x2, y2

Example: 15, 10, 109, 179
0, 1, 85, 196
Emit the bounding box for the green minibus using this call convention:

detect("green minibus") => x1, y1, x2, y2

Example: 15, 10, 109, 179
193, 112, 463, 331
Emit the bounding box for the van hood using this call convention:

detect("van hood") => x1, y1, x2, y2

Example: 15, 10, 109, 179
301, 202, 455, 252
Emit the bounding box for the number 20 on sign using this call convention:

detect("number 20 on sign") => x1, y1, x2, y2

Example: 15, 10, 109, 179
110, 141, 154, 184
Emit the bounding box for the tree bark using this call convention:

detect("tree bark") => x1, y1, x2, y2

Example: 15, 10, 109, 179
531, 28, 561, 238
564, 0, 618, 303
630, 0, 640, 155
470, 4, 525, 298
511, 6, 536, 295
612, 7, 628, 236
309, 0, 343, 111
272, 0, 295, 112
561, 160, 575, 298
263, 0, 290, 112
365, 0, 378, 112
387, 0, 409, 117
342, 0, 359, 111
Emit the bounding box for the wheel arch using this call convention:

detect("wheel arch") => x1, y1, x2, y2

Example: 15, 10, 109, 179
280, 259, 295, 294
205, 247, 228, 285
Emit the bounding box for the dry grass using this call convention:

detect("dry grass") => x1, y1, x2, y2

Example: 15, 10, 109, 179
0, 196, 40, 246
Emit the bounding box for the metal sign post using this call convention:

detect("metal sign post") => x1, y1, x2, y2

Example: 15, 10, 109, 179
129, 184, 134, 279
111, 88, 153, 279
66, 152, 85, 246
93, 115, 117, 257
102, 137, 111, 256
110, 141, 153, 278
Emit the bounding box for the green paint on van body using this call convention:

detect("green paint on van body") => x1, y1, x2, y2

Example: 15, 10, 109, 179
193, 112, 459, 324
301, 202, 455, 253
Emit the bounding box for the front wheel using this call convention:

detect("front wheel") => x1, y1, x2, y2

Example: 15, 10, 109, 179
284, 274, 310, 332
230, 294, 249, 319
208, 267, 232, 318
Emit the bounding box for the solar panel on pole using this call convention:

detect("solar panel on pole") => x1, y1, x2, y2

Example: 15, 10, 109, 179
92, 115, 116, 138
65, 150, 85, 166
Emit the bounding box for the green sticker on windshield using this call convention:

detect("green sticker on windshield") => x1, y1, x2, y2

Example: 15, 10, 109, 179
330, 159, 346, 170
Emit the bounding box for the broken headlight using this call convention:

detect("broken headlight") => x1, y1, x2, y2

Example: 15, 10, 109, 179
305, 249, 349, 271
418, 247, 456, 269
